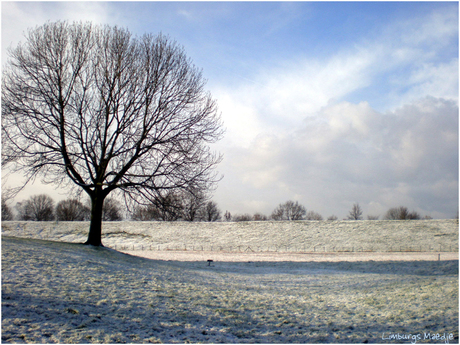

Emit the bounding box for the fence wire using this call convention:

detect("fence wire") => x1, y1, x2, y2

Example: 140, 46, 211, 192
109, 244, 457, 253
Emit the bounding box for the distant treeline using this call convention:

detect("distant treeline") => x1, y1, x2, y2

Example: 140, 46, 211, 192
2, 194, 436, 222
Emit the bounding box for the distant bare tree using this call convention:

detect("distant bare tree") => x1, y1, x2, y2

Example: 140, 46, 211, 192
408, 211, 421, 220
156, 193, 184, 221
271, 207, 284, 220
2, 22, 223, 245
271, 201, 306, 221
233, 213, 252, 222
306, 210, 323, 220
347, 203, 363, 220
181, 188, 207, 222
198, 201, 221, 222
132, 192, 182, 221
253, 213, 268, 221
1, 197, 13, 221
102, 198, 123, 221
223, 210, 232, 222
56, 199, 90, 221
131, 204, 154, 221
16, 194, 55, 221
384, 206, 420, 220
327, 215, 338, 221
367, 215, 379, 220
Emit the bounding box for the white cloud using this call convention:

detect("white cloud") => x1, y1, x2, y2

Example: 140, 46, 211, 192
405, 59, 458, 102
2, 2, 119, 65
214, 5, 457, 152
215, 97, 458, 218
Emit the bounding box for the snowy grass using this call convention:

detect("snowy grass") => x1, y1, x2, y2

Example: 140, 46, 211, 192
2, 236, 458, 343
1, 219, 458, 252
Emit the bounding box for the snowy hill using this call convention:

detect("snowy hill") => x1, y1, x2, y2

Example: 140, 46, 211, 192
2, 219, 458, 252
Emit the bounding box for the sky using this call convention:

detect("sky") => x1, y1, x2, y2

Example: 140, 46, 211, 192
1, 1, 458, 220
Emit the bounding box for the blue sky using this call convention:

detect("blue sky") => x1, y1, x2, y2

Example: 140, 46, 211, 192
2, 1, 458, 219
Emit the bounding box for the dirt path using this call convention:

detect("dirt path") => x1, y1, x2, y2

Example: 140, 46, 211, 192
121, 250, 459, 262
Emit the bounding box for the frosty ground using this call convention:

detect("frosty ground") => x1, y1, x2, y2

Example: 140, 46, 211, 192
2, 234, 459, 343
1, 219, 458, 253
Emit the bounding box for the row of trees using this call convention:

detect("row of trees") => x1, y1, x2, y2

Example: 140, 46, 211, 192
226, 202, 428, 222
131, 190, 221, 222
345, 203, 424, 220
2, 192, 221, 222
2, 194, 122, 222
1, 195, 430, 223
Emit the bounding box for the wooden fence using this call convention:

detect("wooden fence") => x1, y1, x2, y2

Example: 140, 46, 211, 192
110, 243, 457, 253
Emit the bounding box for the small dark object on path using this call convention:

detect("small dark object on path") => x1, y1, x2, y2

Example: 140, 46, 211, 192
207, 259, 213, 266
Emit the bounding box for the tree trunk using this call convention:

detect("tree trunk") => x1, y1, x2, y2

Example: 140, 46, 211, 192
85, 193, 105, 246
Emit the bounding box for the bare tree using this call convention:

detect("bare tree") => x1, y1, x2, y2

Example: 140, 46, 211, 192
16, 194, 55, 221
181, 188, 207, 222
306, 210, 323, 221
271, 201, 306, 221
347, 203, 363, 220
131, 192, 182, 221
367, 214, 379, 220
102, 198, 123, 221
131, 204, 156, 221
233, 213, 252, 222
327, 215, 338, 221
253, 213, 268, 221
1, 197, 14, 221
384, 206, 420, 220
56, 199, 90, 221
198, 201, 221, 222
223, 210, 232, 222
408, 210, 421, 220
155, 192, 183, 221
2, 22, 223, 245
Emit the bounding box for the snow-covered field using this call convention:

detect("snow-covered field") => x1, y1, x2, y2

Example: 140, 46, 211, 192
2, 220, 459, 343
1, 219, 458, 253
2, 235, 459, 343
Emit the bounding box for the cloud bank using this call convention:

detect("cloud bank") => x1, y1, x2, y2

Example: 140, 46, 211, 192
212, 6, 458, 219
